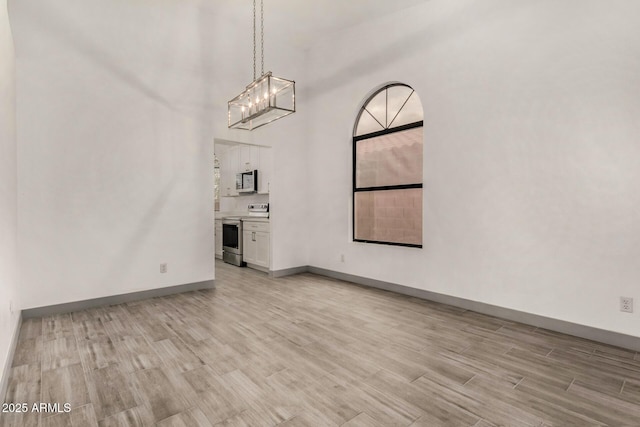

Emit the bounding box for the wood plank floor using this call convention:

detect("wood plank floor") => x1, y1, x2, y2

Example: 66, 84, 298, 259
2, 260, 640, 426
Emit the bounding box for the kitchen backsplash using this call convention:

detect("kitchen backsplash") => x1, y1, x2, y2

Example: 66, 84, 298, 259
219, 193, 269, 213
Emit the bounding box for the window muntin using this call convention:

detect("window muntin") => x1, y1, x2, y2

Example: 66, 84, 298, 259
353, 84, 423, 247
354, 87, 423, 137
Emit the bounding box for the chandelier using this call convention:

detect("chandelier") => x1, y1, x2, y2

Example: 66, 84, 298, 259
228, 0, 295, 131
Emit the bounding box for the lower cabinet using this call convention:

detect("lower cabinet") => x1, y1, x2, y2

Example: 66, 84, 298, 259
242, 221, 270, 270
215, 219, 223, 259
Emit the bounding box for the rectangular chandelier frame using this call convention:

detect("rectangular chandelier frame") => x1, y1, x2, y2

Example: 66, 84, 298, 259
228, 72, 295, 131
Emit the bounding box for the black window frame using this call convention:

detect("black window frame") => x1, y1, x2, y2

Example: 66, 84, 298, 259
352, 84, 424, 248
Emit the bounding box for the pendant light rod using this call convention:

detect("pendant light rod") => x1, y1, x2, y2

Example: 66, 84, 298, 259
252, 0, 256, 80
252, 0, 265, 80
260, 0, 264, 76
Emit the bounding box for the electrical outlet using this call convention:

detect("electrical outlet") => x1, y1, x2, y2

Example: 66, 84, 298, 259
160, 263, 168, 274
620, 297, 633, 313
340, 254, 345, 263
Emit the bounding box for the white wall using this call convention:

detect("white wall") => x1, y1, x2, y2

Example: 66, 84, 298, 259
207, 2, 311, 271
0, 0, 20, 381
306, 0, 640, 337
9, 0, 639, 340
11, 0, 216, 309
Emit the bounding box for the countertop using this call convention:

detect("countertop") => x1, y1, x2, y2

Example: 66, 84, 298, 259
215, 211, 244, 220
240, 217, 269, 223
215, 212, 269, 222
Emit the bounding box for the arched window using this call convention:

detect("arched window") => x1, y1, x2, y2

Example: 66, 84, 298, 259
353, 84, 423, 247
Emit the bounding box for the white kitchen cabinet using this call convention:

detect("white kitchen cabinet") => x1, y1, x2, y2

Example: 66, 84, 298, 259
255, 230, 270, 267
215, 219, 223, 259
238, 145, 259, 172
242, 220, 270, 271
220, 146, 239, 196
243, 230, 257, 265
218, 144, 271, 196
258, 146, 272, 194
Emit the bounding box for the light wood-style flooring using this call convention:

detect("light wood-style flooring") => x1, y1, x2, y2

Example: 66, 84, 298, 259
2, 260, 640, 426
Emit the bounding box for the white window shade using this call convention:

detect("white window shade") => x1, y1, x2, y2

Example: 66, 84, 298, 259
356, 127, 423, 188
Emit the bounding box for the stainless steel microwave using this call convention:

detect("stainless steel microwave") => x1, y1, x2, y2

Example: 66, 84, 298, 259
236, 170, 258, 193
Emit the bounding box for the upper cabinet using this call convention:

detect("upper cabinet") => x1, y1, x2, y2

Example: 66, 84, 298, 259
216, 143, 272, 196
220, 146, 239, 196
238, 145, 259, 172
258, 146, 272, 195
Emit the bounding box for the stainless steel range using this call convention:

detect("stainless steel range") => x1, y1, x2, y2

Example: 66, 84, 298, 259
222, 217, 244, 266
222, 203, 269, 266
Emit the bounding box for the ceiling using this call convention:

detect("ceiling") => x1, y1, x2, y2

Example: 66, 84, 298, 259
219, 0, 430, 47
